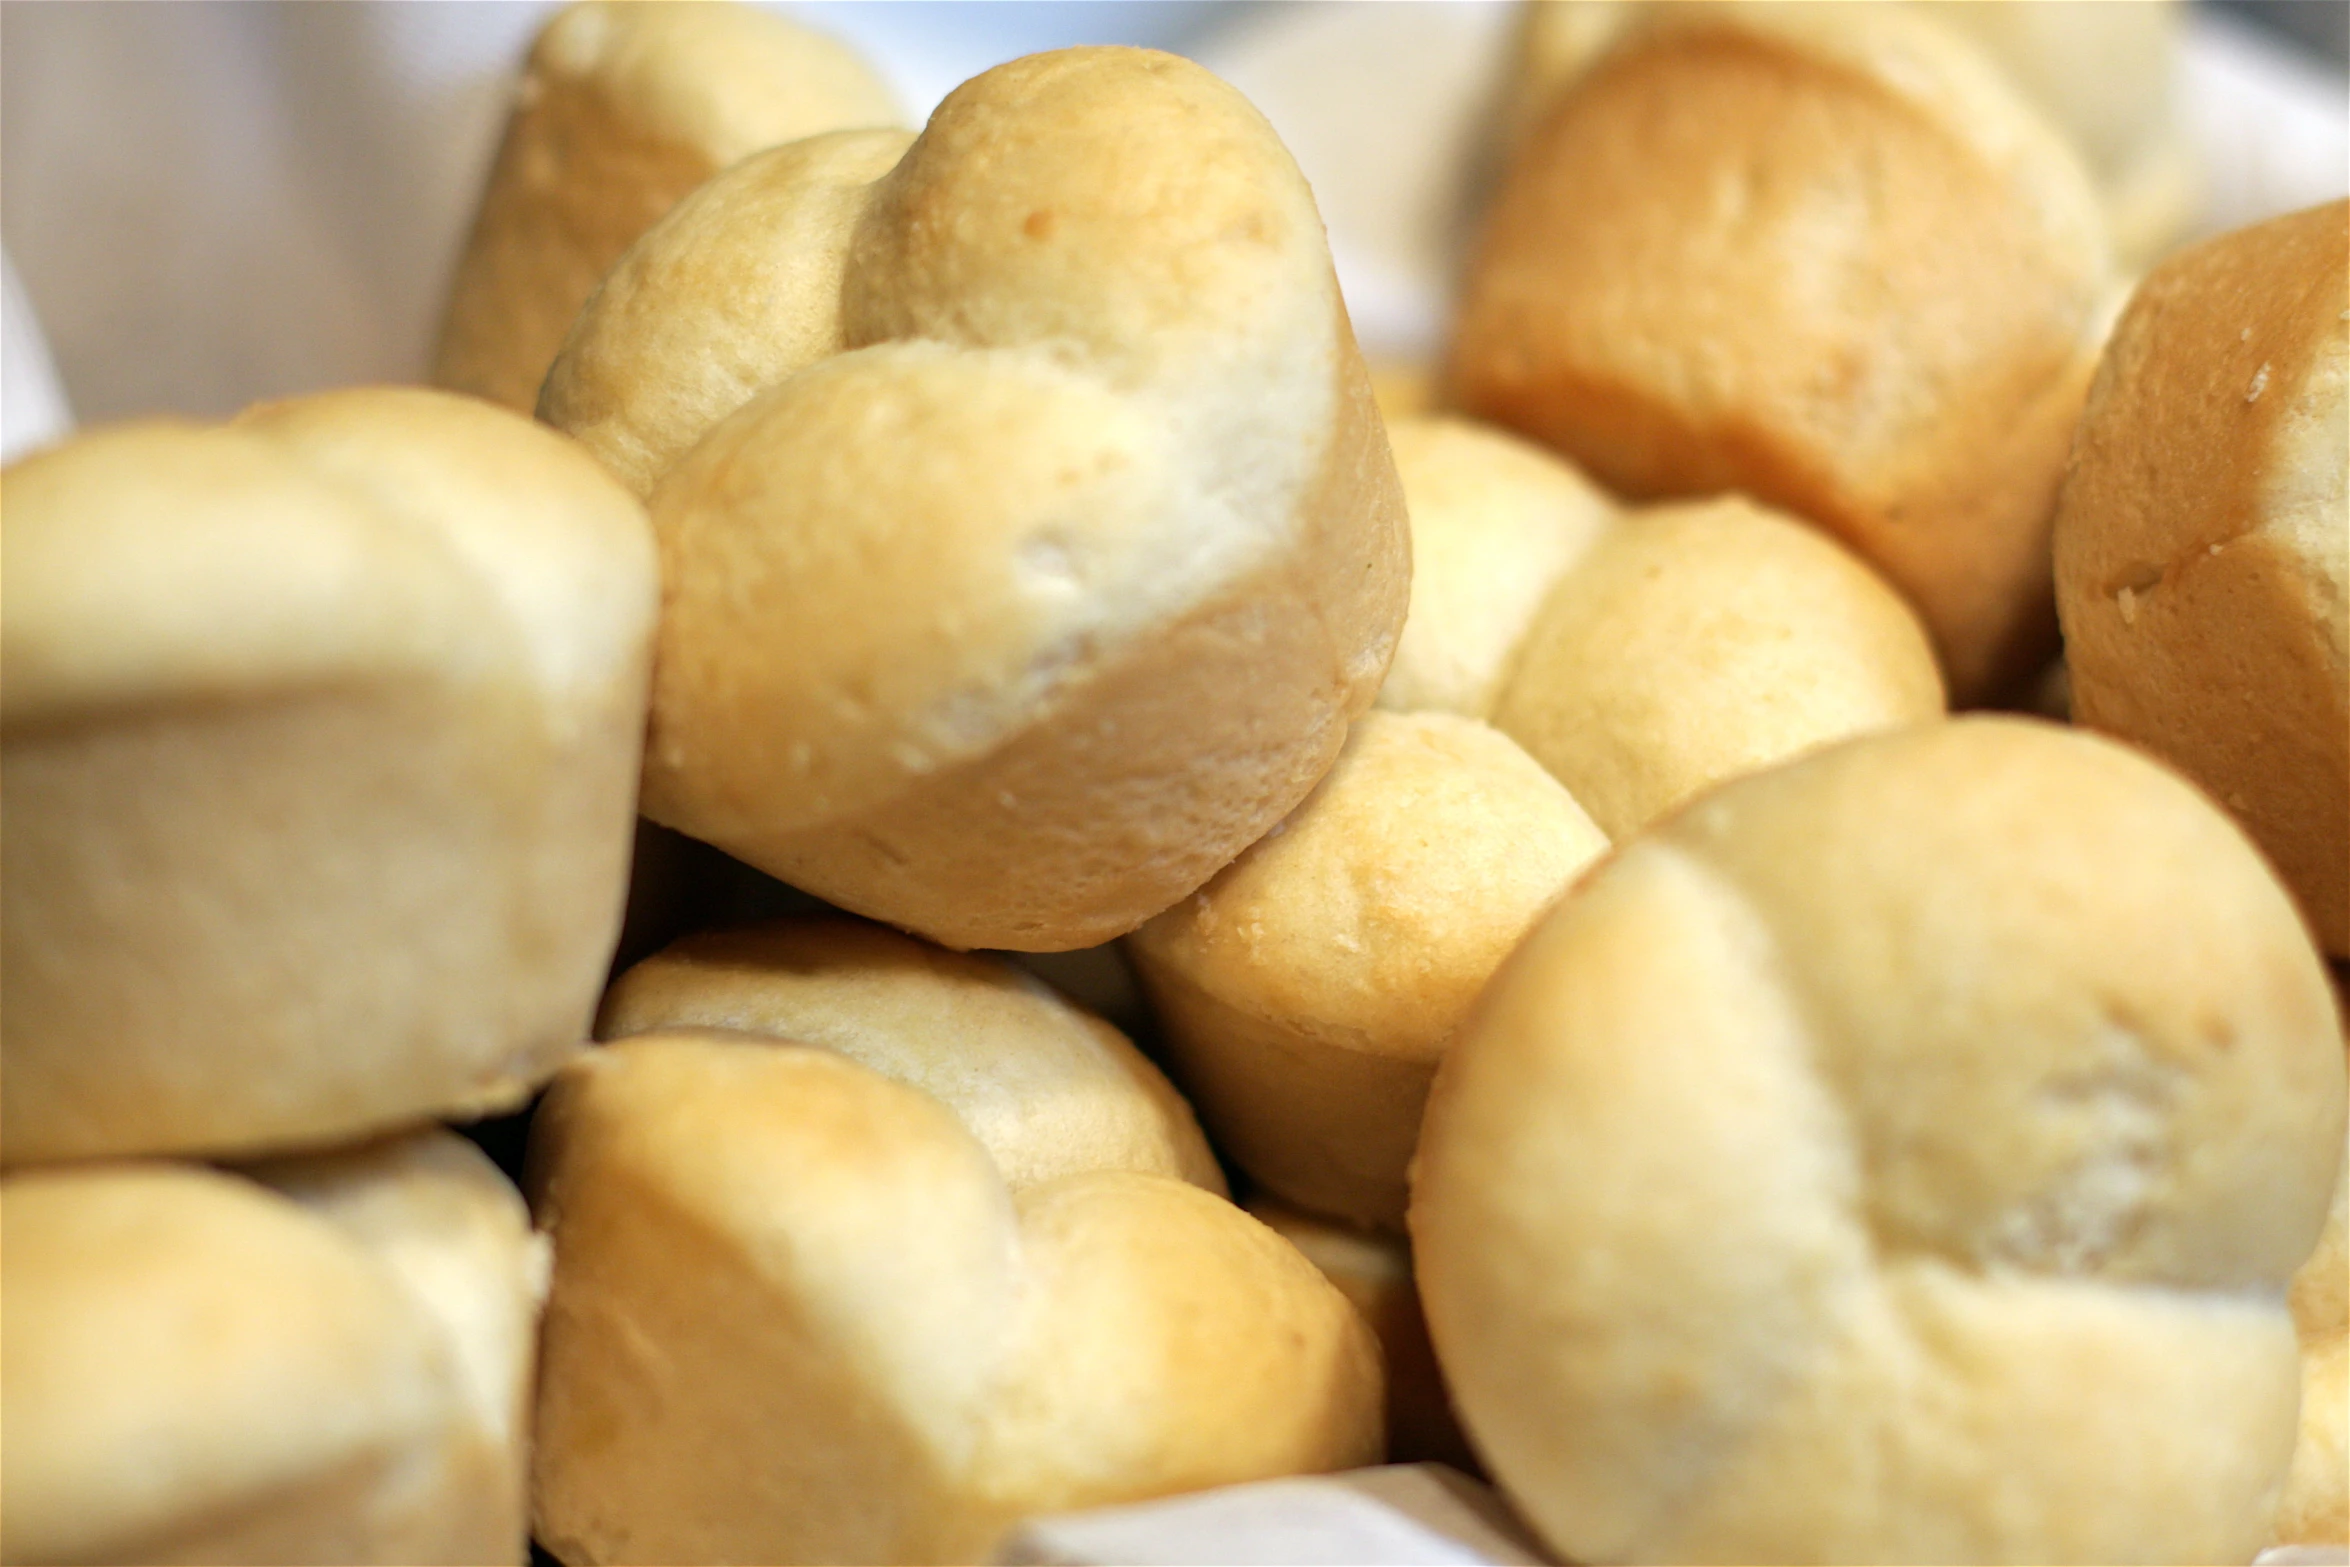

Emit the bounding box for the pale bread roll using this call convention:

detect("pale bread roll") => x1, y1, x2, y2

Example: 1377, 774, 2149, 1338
2278, 1054, 2349, 1547
246, 1129, 551, 1563
529, 1029, 1383, 1565
1453, 1, 2113, 702
1489, 493, 1945, 839
1501, 1, 2193, 269
1375, 415, 1616, 719
2055, 200, 2349, 958
1246, 1196, 1479, 1473
1413, 717, 2346, 1565
1129, 711, 1607, 1229
540, 47, 1409, 952
0, 1137, 542, 1565
433, 0, 898, 413
597, 917, 1223, 1195
0, 389, 656, 1164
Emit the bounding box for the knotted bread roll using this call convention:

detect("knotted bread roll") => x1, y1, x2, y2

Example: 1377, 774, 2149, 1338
0, 388, 656, 1164
1375, 415, 1944, 838
0, 1131, 543, 1566
434, 0, 898, 412
1413, 717, 2348, 1564
540, 46, 1410, 952
1453, 2, 2114, 702
1129, 711, 1606, 1230
2055, 200, 2349, 958
533, 920, 1381, 1564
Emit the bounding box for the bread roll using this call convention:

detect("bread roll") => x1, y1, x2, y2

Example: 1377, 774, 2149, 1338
529, 1028, 1383, 1565
1501, 1, 2194, 268
1490, 494, 1945, 838
0, 1137, 542, 1565
2055, 200, 2349, 958
245, 1129, 551, 1562
540, 47, 1410, 951
0, 388, 656, 1164
1129, 711, 1607, 1229
1004, 944, 1154, 1041
1413, 717, 2346, 1565
1373, 420, 1942, 833
1911, 1, 2196, 270
597, 917, 1223, 1194
1453, 2, 2113, 702
1246, 1196, 1479, 1473
2278, 1090, 2349, 1547
433, 0, 898, 412
1375, 415, 1616, 719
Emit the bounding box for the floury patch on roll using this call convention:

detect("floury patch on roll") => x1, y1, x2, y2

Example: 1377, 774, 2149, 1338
1452, 2, 2115, 703
1413, 718, 2347, 1566
0, 388, 657, 1165
532, 920, 1382, 1565
541, 46, 1410, 953
0, 1132, 545, 1566
434, 0, 899, 413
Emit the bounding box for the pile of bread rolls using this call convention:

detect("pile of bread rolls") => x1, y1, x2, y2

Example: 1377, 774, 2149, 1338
2, 2, 2342, 1564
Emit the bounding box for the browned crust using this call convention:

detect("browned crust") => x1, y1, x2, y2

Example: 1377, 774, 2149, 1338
2055, 201, 2350, 956
1451, 21, 2105, 702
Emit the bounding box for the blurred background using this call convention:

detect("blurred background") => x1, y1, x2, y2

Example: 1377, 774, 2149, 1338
2227, 0, 2348, 61
2, 0, 2344, 458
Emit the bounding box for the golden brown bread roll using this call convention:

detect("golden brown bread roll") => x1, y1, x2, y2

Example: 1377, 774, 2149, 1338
1369, 361, 1442, 424
1246, 1195, 1480, 1474
1501, 0, 2195, 269
2055, 199, 2349, 959
1489, 493, 1947, 839
1374, 419, 1942, 839
1375, 415, 1616, 720
529, 1024, 1383, 1565
1413, 717, 2347, 1565
0, 1133, 542, 1565
433, 0, 898, 413
539, 47, 1410, 952
597, 917, 1224, 1195
0, 388, 656, 1165
1452, 2, 2114, 703
1129, 711, 1607, 1230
